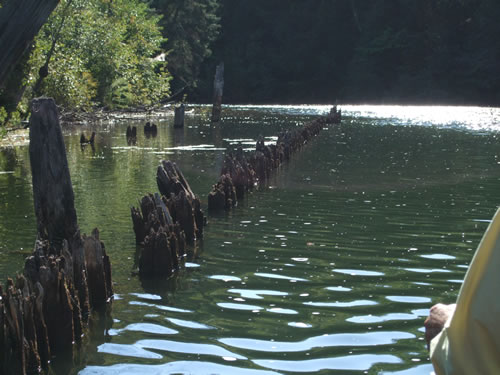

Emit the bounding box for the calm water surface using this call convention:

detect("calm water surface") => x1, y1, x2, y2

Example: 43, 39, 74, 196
1, 104, 500, 374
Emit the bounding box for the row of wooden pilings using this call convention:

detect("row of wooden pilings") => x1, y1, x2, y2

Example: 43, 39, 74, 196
131, 108, 341, 281
0, 99, 113, 375
207, 110, 341, 211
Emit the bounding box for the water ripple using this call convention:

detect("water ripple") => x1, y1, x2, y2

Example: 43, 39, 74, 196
253, 353, 402, 372
219, 331, 414, 352
325, 286, 352, 292
386, 296, 431, 304
266, 307, 298, 315
209, 275, 242, 282
129, 293, 162, 300
217, 302, 263, 311
166, 317, 215, 330
80, 361, 282, 375
333, 269, 384, 276
109, 323, 178, 336
129, 301, 193, 313
347, 313, 419, 324
137, 339, 247, 360
97, 343, 161, 359
304, 299, 378, 308
254, 272, 309, 282
228, 289, 288, 300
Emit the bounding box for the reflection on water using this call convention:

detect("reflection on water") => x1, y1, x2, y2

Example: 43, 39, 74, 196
1, 104, 500, 374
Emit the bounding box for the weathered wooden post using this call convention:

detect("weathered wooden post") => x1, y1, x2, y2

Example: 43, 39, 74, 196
0, 97, 114, 373
174, 104, 185, 128
211, 62, 224, 122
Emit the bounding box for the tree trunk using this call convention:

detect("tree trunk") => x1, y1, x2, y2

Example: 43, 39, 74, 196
174, 104, 185, 128
211, 62, 224, 122
0, 0, 60, 88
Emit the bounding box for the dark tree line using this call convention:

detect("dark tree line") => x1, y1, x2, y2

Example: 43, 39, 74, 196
193, 0, 500, 105
2, 0, 499, 121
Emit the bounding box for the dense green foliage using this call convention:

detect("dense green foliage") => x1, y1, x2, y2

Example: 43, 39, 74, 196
0, 0, 171, 121
195, 0, 500, 105
148, 0, 220, 94
28, 0, 171, 110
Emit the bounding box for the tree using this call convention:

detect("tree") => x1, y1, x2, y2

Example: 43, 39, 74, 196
0, 0, 59, 88
149, 0, 221, 94
25, 0, 171, 110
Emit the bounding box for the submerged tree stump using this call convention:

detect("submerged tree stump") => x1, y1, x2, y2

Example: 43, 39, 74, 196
126, 125, 137, 145
208, 174, 236, 211
211, 62, 224, 122
0, 98, 113, 374
131, 194, 186, 278
326, 105, 342, 124
144, 122, 157, 137
174, 104, 185, 128
132, 161, 205, 278
157, 160, 204, 241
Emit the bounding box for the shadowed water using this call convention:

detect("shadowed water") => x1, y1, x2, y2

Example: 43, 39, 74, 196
1, 104, 500, 374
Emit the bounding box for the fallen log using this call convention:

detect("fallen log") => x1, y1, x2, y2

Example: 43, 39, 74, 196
0, 98, 113, 374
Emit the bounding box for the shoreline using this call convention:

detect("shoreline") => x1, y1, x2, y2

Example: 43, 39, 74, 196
0, 105, 178, 148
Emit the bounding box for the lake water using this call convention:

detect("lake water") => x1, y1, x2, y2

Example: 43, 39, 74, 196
1, 104, 500, 374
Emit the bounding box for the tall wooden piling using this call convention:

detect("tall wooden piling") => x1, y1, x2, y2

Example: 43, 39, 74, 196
174, 104, 185, 128
0, 98, 113, 374
211, 62, 224, 122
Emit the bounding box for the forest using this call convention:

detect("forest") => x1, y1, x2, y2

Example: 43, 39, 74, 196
1, 0, 500, 127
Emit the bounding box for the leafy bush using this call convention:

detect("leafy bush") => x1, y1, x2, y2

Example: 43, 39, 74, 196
26, 0, 171, 110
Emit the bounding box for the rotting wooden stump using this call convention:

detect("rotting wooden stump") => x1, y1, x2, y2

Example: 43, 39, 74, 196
207, 174, 237, 211
326, 105, 342, 124
144, 122, 158, 137
0, 97, 113, 374
132, 161, 205, 278
80, 131, 95, 145
131, 194, 186, 278
207, 116, 330, 211
174, 104, 185, 128
221, 148, 256, 200
126, 125, 137, 145
157, 160, 204, 241
211, 62, 224, 122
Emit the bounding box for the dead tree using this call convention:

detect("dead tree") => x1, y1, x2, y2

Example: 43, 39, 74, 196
211, 62, 224, 122
174, 104, 185, 128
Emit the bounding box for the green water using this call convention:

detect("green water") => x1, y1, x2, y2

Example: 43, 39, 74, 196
1, 105, 500, 374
